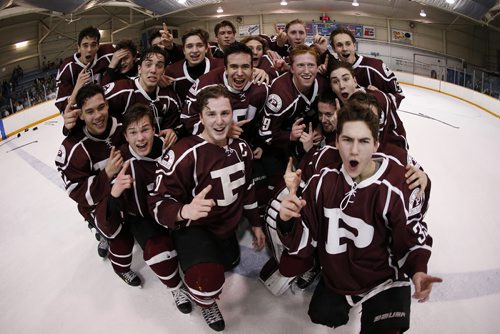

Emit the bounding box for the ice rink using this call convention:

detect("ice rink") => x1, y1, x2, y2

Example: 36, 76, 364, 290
0, 84, 499, 333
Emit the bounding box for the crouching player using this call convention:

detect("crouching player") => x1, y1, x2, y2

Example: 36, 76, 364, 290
108, 103, 192, 313
277, 103, 442, 333
55, 84, 141, 286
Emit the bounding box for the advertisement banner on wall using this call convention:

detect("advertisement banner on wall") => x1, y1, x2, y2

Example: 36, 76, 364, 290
392, 29, 413, 44
239, 24, 260, 36
363, 26, 376, 39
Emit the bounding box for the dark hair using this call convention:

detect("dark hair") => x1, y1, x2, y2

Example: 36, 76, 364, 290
318, 89, 337, 105
115, 39, 138, 57
139, 46, 168, 65
349, 91, 381, 118
78, 26, 100, 45
285, 19, 305, 33
289, 45, 319, 65
196, 85, 231, 110
182, 28, 210, 47
330, 27, 356, 46
214, 20, 236, 35
327, 61, 355, 80
75, 84, 105, 109
148, 30, 162, 47
122, 103, 154, 131
336, 101, 379, 141
240, 35, 269, 53
223, 42, 253, 67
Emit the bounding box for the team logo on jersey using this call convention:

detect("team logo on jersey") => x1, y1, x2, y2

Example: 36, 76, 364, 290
408, 188, 423, 216
103, 82, 115, 95
160, 150, 175, 170
266, 94, 282, 113
55, 145, 66, 164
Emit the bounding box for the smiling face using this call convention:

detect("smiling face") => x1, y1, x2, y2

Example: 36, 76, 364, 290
225, 52, 253, 91
78, 36, 99, 65
332, 33, 356, 64
245, 39, 264, 67
200, 96, 233, 147
290, 53, 318, 93
183, 35, 208, 67
79, 93, 109, 136
330, 67, 358, 103
138, 52, 165, 92
336, 120, 378, 181
124, 114, 155, 157
318, 101, 337, 134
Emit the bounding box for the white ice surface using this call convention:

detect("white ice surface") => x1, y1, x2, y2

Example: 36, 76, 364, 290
0, 85, 499, 333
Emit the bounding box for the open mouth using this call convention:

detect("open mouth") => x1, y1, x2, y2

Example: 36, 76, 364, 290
136, 143, 147, 149
341, 53, 350, 59
349, 160, 359, 168
233, 78, 246, 87
341, 92, 349, 99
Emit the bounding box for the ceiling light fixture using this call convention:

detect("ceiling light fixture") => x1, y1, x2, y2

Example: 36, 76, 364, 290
352, 0, 360, 7
420, 9, 426, 17
177, 0, 187, 4
280, 0, 288, 5
217, 6, 223, 13
445, 0, 455, 4
15, 41, 28, 49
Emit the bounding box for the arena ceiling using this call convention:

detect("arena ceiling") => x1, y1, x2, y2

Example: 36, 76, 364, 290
0, 0, 499, 32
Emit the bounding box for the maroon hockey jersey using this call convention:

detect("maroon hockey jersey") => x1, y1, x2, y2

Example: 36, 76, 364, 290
115, 136, 164, 219
279, 155, 432, 296
259, 72, 328, 149
103, 77, 181, 134
368, 89, 408, 150
256, 54, 280, 82
55, 44, 115, 113
353, 55, 405, 108
165, 57, 224, 107
55, 117, 125, 238
149, 135, 259, 239
209, 42, 225, 59
182, 67, 268, 147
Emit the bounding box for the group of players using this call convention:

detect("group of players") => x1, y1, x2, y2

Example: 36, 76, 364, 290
53, 18, 441, 333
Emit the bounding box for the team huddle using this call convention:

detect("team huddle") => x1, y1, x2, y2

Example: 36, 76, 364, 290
54, 19, 442, 333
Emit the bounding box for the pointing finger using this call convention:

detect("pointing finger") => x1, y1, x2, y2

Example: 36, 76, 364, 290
236, 118, 251, 126
118, 160, 130, 176
285, 157, 293, 175
196, 184, 212, 199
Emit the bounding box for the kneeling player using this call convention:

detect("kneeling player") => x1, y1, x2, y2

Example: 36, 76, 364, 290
108, 103, 192, 313
277, 103, 442, 333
